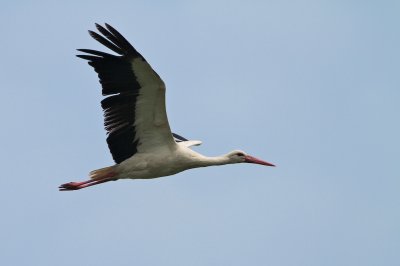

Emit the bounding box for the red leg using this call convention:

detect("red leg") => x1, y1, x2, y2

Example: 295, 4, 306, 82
59, 177, 117, 191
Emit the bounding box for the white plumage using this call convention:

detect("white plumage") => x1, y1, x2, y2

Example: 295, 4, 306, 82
59, 23, 274, 191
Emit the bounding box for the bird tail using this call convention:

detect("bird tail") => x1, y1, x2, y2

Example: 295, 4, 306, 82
89, 166, 116, 180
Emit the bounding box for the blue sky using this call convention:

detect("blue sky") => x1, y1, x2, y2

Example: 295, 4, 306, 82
1, 1, 399, 265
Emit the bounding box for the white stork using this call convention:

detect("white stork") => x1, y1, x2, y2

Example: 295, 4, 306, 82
59, 23, 275, 191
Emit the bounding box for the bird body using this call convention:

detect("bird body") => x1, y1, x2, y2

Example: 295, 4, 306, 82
59, 23, 274, 191
93, 146, 248, 181
116, 145, 199, 179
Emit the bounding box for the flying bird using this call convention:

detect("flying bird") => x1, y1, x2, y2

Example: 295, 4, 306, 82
59, 23, 275, 191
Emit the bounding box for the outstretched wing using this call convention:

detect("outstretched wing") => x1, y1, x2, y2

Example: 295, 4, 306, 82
173, 133, 202, 147
172, 133, 189, 142
77, 23, 175, 164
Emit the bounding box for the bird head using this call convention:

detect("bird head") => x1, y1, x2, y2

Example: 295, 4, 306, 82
227, 150, 275, 166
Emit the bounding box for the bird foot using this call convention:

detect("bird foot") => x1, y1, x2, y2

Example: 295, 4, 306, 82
59, 182, 85, 191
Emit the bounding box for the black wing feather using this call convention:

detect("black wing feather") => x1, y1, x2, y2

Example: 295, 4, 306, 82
77, 23, 146, 163
77, 49, 115, 58
172, 133, 189, 142
88, 30, 124, 55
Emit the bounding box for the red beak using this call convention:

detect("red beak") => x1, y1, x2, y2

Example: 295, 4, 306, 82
244, 155, 275, 167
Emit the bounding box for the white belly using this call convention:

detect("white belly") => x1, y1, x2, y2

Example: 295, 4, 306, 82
114, 148, 194, 179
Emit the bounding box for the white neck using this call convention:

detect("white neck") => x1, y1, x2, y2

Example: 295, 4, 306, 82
194, 155, 232, 168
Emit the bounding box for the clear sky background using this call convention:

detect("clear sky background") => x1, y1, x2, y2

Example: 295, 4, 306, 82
0, 1, 399, 265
